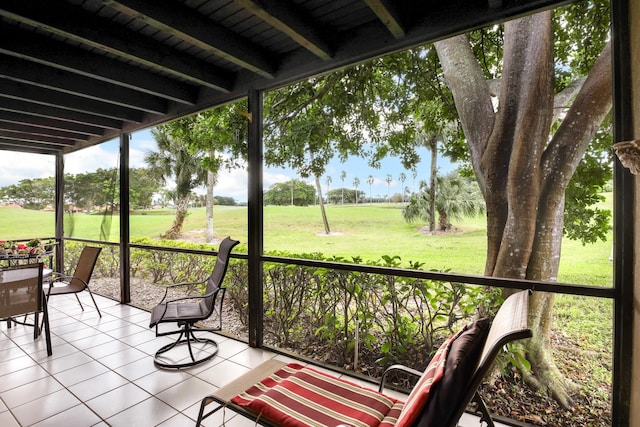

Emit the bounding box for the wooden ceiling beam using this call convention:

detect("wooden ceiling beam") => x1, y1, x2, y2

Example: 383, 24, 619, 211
364, 0, 406, 38
0, 98, 123, 130
0, 0, 233, 91
0, 122, 91, 142
0, 111, 105, 137
0, 140, 59, 155
0, 27, 197, 105
0, 130, 77, 147
104, 0, 277, 78
0, 80, 145, 123
0, 57, 168, 115
235, 0, 333, 60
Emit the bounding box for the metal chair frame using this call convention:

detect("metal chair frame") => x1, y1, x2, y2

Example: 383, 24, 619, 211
149, 237, 239, 369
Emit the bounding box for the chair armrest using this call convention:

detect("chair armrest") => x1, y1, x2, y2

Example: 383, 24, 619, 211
379, 364, 423, 392
165, 280, 205, 289
163, 286, 224, 305
48, 271, 68, 279
50, 274, 86, 284
163, 294, 209, 304
157, 280, 206, 303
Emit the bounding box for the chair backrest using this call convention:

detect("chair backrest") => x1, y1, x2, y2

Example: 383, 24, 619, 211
202, 237, 239, 312
70, 246, 102, 289
447, 289, 532, 427
0, 263, 44, 318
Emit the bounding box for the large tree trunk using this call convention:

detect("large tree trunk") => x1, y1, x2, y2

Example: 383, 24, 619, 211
163, 196, 190, 239
435, 10, 612, 408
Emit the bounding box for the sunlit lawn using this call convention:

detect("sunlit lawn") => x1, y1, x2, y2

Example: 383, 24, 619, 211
0, 197, 614, 405
0, 197, 612, 286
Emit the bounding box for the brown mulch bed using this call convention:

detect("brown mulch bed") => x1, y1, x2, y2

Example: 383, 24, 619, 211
91, 278, 611, 426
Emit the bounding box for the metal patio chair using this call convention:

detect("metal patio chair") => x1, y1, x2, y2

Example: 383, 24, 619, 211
1, 263, 52, 356
46, 246, 102, 317
149, 236, 240, 369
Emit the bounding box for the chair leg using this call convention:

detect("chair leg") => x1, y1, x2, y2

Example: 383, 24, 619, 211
33, 312, 39, 339
471, 391, 495, 427
153, 323, 219, 369
42, 292, 52, 357
196, 396, 224, 427
74, 293, 85, 311
185, 324, 196, 362
86, 288, 102, 317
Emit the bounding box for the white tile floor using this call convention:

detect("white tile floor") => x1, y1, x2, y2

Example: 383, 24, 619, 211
1, 292, 499, 427
0, 292, 286, 427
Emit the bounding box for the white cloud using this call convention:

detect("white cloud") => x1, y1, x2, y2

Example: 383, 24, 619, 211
129, 131, 157, 168
0, 152, 55, 187
64, 142, 119, 175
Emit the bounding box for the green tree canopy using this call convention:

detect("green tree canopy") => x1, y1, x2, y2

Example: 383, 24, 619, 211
327, 188, 364, 204
0, 177, 54, 210
264, 180, 315, 206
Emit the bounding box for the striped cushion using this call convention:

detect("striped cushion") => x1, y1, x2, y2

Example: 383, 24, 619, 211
232, 363, 403, 427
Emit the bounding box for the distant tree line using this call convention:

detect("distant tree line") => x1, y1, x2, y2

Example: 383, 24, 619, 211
0, 167, 237, 212
264, 179, 409, 206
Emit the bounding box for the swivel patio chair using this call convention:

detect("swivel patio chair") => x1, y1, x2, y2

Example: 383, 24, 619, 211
149, 236, 240, 369
196, 290, 532, 427
46, 246, 102, 318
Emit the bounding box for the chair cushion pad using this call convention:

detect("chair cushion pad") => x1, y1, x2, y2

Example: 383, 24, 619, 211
232, 363, 403, 427
415, 317, 490, 426
393, 328, 459, 427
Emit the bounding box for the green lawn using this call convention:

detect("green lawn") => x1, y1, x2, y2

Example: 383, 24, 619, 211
0, 198, 614, 406
0, 197, 613, 286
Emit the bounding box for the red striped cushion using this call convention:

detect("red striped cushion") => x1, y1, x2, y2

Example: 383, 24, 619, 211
232, 363, 403, 427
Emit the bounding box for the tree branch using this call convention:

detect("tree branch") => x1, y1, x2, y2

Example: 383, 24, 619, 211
542, 41, 612, 190
434, 34, 495, 195
274, 72, 344, 126
552, 77, 587, 124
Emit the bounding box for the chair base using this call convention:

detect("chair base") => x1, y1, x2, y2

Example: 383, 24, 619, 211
154, 326, 219, 369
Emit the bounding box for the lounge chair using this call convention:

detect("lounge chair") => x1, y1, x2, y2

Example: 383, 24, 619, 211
196, 290, 532, 427
149, 237, 240, 369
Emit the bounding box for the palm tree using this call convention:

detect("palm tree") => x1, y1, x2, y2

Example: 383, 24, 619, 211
353, 177, 360, 204
366, 175, 374, 204
402, 171, 485, 232
398, 172, 407, 202
412, 170, 418, 194
325, 175, 332, 204
385, 174, 392, 202
145, 127, 207, 239
340, 170, 346, 205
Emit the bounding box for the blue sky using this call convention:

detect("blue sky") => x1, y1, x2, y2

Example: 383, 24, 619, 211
1, 129, 456, 203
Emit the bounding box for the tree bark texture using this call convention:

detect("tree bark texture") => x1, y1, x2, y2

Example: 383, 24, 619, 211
434, 10, 612, 408
163, 196, 190, 239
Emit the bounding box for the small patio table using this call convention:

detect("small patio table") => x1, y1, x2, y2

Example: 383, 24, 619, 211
0, 249, 55, 269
